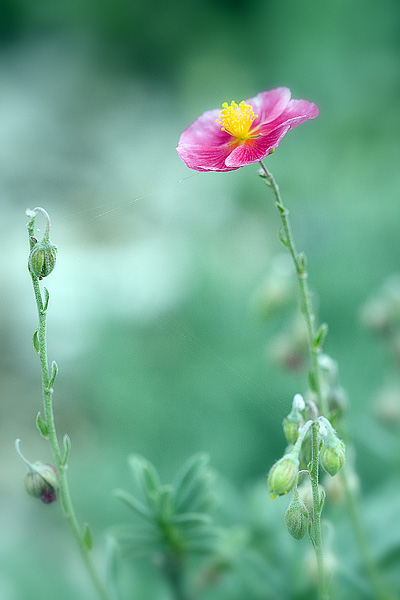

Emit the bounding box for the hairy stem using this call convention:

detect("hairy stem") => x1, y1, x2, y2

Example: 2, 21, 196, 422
258, 164, 391, 599
27, 211, 111, 600
258, 161, 328, 417
310, 422, 328, 600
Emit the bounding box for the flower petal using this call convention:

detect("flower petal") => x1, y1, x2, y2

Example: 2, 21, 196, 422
177, 108, 231, 147
267, 98, 319, 131
176, 142, 238, 172
247, 88, 292, 127
225, 124, 290, 167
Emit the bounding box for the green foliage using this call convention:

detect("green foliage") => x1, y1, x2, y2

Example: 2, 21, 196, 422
113, 453, 220, 559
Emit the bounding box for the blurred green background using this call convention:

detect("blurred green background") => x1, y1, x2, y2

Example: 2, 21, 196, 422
1, 0, 400, 598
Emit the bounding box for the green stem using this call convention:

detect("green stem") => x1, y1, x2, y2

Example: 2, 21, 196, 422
340, 469, 395, 600
258, 161, 329, 417
310, 422, 329, 600
258, 165, 392, 599
27, 212, 111, 600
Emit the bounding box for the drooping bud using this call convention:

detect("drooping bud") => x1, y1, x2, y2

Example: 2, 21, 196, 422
282, 393, 305, 444
284, 488, 309, 540
24, 462, 58, 504
15, 439, 58, 504
268, 452, 299, 499
318, 418, 345, 477
29, 239, 57, 279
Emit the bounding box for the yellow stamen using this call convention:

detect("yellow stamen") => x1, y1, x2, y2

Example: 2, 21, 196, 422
216, 100, 258, 140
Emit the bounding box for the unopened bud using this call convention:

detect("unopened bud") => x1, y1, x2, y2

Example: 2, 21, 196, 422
24, 462, 58, 504
282, 394, 305, 444
268, 453, 299, 498
320, 431, 345, 477
15, 439, 58, 504
285, 489, 309, 540
29, 239, 57, 279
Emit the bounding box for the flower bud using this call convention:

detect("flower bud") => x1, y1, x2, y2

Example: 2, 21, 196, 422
24, 462, 58, 504
268, 453, 299, 499
285, 489, 309, 540
282, 394, 305, 444
320, 433, 345, 477
29, 239, 57, 279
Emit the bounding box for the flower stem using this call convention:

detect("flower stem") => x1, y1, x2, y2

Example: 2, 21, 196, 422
258, 161, 328, 417
258, 164, 329, 596
258, 164, 392, 599
310, 422, 329, 600
27, 210, 111, 600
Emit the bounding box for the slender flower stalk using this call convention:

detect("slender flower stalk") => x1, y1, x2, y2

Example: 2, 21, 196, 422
25, 208, 111, 600
257, 163, 393, 600
257, 164, 330, 598
258, 161, 328, 417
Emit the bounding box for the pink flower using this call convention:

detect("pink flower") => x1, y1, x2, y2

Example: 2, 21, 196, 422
176, 87, 318, 172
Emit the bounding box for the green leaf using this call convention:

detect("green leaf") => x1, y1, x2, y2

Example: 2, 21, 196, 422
313, 323, 328, 350
83, 523, 93, 550
298, 252, 307, 274
62, 434, 71, 467
172, 512, 211, 527
173, 454, 208, 509
48, 361, 58, 389
158, 485, 173, 523
36, 412, 48, 437
308, 369, 317, 393
128, 455, 162, 510
43, 287, 50, 311
319, 488, 326, 512
277, 228, 288, 248
32, 329, 40, 354
276, 202, 287, 215
114, 488, 152, 521
173, 454, 215, 514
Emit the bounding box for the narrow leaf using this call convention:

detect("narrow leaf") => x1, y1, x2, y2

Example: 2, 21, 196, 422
276, 202, 287, 215
83, 523, 93, 550
298, 252, 307, 274
114, 488, 152, 520
32, 329, 40, 354
48, 361, 58, 389
319, 488, 326, 512
36, 412, 48, 437
277, 228, 288, 248
43, 287, 50, 311
313, 323, 328, 350
158, 485, 173, 522
128, 455, 161, 502
62, 434, 71, 466
173, 454, 208, 508
172, 512, 211, 526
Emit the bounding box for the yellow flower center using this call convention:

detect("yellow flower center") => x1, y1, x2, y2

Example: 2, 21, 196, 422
216, 100, 258, 140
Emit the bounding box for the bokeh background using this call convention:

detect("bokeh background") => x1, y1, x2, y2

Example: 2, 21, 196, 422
1, 0, 400, 598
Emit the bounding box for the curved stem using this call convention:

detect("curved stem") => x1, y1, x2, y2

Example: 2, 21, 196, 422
258, 161, 328, 417
27, 212, 111, 600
